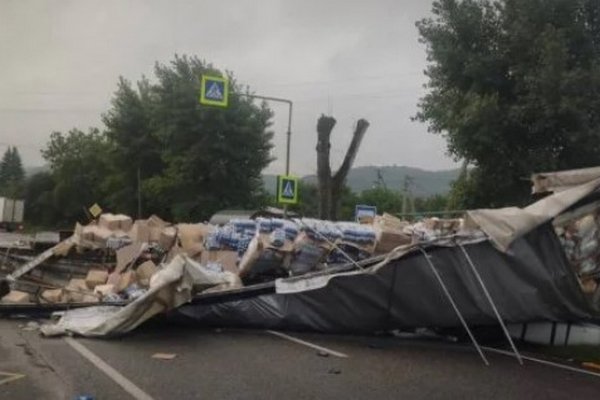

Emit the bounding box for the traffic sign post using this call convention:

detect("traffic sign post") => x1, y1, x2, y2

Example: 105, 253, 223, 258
199, 75, 229, 107
355, 204, 377, 224
277, 175, 299, 205
88, 203, 103, 219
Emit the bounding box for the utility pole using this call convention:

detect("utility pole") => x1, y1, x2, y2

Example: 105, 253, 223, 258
374, 168, 387, 190
402, 175, 414, 215
137, 165, 142, 219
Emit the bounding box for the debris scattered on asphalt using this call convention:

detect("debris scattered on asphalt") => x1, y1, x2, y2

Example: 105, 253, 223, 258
327, 368, 341, 374
582, 361, 600, 370
317, 350, 330, 357
152, 353, 177, 360
20, 321, 40, 331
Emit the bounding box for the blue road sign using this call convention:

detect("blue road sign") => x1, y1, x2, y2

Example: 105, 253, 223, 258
200, 75, 229, 107
355, 204, 377, 223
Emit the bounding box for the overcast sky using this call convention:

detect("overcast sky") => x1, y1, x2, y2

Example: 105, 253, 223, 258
0, 0, 457, 175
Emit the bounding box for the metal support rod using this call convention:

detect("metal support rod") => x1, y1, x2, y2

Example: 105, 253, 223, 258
418, 247, 490, 366
458, 244, 523, 365
137, 165, 142, 219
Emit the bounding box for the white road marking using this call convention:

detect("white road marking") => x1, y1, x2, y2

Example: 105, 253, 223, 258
64, 337, 155, 400
482, 346, 600, 379
0, 371, 25, 386
266, 330, 349, 358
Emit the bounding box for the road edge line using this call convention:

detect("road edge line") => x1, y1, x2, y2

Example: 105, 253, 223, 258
64, 337, 155, 400
482, 346, 600, 379
266, 330, 349, 358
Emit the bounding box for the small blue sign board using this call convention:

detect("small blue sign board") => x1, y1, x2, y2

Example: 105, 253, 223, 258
277, 175, 299, 204
200, 75, 229, 107
355, 204, 377, 223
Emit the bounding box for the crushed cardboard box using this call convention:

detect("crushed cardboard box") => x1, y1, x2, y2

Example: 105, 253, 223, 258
94, 284, 115, 297
2, 290, 30, 304
41, 288, 64, 303
136, 261, 158, 287
85, 269, 109, 289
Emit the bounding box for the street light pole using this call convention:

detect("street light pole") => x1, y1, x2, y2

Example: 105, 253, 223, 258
239, 94, 293, 175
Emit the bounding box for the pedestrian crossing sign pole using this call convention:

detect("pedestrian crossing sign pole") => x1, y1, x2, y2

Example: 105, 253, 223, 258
277, 175, 299, 205
199, 75, 229, 107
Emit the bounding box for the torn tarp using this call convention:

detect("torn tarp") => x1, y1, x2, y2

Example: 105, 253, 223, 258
41, 255, 239, 337
173, 223, 596, 333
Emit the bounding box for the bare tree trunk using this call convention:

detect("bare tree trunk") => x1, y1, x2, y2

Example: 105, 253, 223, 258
316, 116, 369, 221
316, 115, 336, 219
330, 119, 369, 220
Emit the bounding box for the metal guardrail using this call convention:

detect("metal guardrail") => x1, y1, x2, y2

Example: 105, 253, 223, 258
395, 209, 467, 220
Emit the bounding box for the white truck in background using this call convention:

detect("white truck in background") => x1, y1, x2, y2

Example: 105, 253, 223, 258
0, 197, 24, 231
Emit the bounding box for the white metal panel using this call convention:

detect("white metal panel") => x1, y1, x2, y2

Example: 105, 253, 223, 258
13, 200, 24, 223
0, 197, 7, 222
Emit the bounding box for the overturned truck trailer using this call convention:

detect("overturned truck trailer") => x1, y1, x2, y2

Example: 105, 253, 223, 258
175, 176, 600, 333
38, 171, 600, 337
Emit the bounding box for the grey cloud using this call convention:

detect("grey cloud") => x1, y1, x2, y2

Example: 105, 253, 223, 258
0, 0, 457, 177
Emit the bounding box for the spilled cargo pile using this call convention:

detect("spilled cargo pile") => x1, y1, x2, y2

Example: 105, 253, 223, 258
1, 212, 467, 308
555, 208, 600, 299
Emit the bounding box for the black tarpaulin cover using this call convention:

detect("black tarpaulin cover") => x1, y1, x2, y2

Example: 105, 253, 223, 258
174, 224, 596, 333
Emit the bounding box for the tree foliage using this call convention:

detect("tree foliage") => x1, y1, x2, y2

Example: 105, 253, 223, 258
0, 147, 25, 197
416, 0, 600, 208
41, 128, 112, 224
29, 55, 274, 226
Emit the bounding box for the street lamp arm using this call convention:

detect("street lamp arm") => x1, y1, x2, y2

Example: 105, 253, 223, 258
238, 93, 292, 106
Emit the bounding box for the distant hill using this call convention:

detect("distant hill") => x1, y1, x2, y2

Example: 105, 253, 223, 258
25, 165, 49, 177
264, 165, 460, 197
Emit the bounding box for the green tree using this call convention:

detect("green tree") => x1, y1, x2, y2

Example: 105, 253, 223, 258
41, 128, 112, 224
23, 172, 58, 228
102, 76, 163, 217
0, 147, 25, 197
416, 0, 600, 208
357, 187, 404, 215
413, 194, 449, 213
104, 55, 274, 221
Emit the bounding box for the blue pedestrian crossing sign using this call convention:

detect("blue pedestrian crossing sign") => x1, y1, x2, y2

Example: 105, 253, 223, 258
277, 175, 299, 205
200, 75, 229, 107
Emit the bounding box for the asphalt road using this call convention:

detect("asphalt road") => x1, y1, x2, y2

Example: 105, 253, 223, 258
1, 319, 600, 399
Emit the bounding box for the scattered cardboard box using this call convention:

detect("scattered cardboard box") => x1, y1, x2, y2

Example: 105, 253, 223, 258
129, 220, 150, 243
107, 272, 121, 286
116, 271, 137, 293
99, 213, 122, 231
136, 261, 158, 287
67, 278, 88, 291
65, 278, 89, 302
148, 215, 168, 242
2, 290, 30, 303
41, 288, 64, 303
85, 269, 109, 289
115, 242, 143, 273
94, 284, 115, 297
178, 223, 212, 257
82, 294, 100, 303
373, 226, 411, 254
116, 214, 133, 231
201, 250, 239, 273
159, 227, 177, 250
